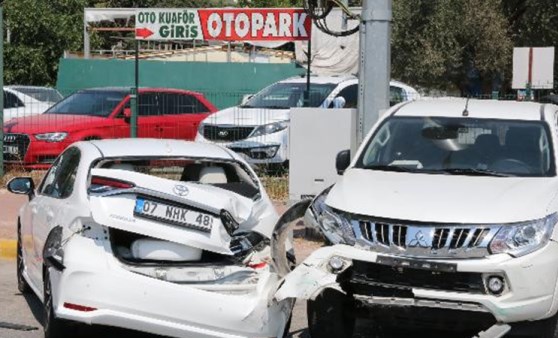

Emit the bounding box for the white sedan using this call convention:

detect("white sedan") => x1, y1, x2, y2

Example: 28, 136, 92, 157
8, 139, 294, 338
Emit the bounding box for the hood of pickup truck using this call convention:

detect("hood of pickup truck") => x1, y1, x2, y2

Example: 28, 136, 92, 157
326, 168, 558, 224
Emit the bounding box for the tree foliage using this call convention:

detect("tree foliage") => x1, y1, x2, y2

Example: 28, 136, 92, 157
2, 0, 558, 92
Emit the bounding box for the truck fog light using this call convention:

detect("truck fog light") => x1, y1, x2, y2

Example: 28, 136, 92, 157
487, 276, 505, 295
328, 256, 345, 273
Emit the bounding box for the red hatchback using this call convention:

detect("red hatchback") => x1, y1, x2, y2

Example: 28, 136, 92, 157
3, 87, 217, 169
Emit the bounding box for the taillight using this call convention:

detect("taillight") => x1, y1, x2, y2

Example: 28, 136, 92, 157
89, 176, 135, 193
63, 302, 97, 312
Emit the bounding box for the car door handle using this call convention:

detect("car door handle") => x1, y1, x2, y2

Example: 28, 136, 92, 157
46, 211, 54, 222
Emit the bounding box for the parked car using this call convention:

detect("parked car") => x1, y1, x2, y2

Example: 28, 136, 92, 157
3, 87, 217, 169
274, 99, 558, 337
195, 75, 419, 168
3, 86, 63, 121
8, 139, 294, 338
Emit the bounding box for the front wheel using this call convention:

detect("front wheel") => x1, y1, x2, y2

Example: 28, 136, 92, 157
43, 268, 74, 338
307, 289, 356, 338
511, 312, 558, 338
17, 222, 31, 294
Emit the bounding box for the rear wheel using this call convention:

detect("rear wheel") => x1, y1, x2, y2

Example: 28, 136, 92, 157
16, 221, 31, 294
307, 289, 356, 338
43, 268, 73, 338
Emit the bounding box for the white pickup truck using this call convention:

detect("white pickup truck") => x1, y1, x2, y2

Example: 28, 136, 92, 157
276, 99, 558, 337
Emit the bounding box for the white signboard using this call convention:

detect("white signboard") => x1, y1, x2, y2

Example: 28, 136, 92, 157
512, 47, 555, 89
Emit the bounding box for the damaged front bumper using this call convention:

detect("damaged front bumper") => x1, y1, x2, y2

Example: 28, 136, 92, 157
275, 242, 558, 325
50, 233, 292, 338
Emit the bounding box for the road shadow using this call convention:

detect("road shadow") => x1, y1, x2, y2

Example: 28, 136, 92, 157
20, 291, 43, 326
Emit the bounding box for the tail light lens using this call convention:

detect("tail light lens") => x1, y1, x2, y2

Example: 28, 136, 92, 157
89, 176, 135, 194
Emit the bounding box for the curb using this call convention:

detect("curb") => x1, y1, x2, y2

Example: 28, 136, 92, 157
0, 239, 16, 260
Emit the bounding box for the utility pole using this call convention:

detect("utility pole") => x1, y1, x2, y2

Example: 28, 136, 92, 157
0, 7, 4, 177
356, 0, 392, 145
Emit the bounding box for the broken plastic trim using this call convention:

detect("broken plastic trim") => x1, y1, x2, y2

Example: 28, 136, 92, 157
43, 226, 65, 271
221, 210, 240, 236
271, 199, 312, 277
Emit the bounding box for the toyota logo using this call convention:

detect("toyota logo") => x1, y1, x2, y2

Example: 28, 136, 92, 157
173, 184, 189, 197
218, 130, 229, 138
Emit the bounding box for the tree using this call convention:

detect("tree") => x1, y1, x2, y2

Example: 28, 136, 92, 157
391, 0, 513, 94
4, 0, 87, 86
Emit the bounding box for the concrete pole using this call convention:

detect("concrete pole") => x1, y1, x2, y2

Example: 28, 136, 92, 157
83, 9, 91, 59
356, 0, 392, 145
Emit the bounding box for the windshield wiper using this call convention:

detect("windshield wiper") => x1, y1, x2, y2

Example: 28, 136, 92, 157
362, 164, 417, 172
440, 168, 514, 177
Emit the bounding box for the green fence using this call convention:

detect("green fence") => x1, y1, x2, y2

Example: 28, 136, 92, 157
56, 58, 305, 109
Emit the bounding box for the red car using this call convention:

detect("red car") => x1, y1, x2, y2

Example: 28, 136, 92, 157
3, 87, 217, 169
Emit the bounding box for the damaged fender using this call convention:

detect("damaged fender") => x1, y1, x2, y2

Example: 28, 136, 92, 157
270, 199, 350, 301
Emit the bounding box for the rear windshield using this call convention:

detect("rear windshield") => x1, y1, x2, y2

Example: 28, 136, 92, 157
92, 157, 260, 199
45, 91, 127, 117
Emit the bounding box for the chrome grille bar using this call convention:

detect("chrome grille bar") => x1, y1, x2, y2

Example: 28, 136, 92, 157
351, 219, 500, 259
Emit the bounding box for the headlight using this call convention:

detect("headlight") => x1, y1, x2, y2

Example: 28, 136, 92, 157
490, 213, 558, 257
309, 186, 355, 245
250, 121, 289, 138
197, 123, 205, 135
35, 132, 68, 142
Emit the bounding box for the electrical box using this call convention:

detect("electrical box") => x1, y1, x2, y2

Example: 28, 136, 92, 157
289, 108, 357, 203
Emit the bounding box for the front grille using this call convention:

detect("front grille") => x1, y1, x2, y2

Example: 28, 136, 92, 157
3, 133, 30, 162
346, 260, 487, 295
203, 125, 255, 142
354, 219, 499, 258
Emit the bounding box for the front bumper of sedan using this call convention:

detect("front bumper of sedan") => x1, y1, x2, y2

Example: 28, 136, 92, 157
49, 235, 291, 338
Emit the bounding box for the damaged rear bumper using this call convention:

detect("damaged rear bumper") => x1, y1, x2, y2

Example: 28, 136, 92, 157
50, 235, 292, 338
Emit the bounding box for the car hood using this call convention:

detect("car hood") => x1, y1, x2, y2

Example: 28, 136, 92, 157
202, 106, 290, 126
4, 114, 109, 134
326, 168, 558, 224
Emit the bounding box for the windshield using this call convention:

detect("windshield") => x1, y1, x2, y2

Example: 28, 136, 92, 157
242, 82, 336, 109
356, 116, 554, 177
45, 91, 127, 117
10, 87, 63, 103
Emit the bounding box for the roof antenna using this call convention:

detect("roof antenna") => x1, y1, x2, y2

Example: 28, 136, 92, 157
462, 97, 470, 117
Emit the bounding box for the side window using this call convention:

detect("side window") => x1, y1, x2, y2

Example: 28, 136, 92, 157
4, 91, 24, 109
39, 148, 81, 199
334, 84, 358, 108
159, 93, 208, 115
390, 86, 405, 106
138, 93, 160, 116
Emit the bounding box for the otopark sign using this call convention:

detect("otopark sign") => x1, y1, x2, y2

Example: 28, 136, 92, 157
135, 8, 312, 41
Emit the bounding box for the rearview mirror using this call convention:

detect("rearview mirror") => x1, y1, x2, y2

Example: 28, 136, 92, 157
336, 150, 351, 175
7, 177, 35, 198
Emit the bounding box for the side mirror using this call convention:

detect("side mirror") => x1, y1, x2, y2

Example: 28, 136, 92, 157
336, 150, 351, 175
7, 177, 35, 198
331, 96, 346, 109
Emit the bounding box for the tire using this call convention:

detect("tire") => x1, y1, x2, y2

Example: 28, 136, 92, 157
511, 313, 558, 338
16, 221, 31, 294
532, 314, 558, 338
307, 289, 356, 338
43, 268, 73, 338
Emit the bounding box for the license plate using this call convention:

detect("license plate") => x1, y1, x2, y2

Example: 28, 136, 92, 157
3, 145, 19, 155
134, 197, 214, 232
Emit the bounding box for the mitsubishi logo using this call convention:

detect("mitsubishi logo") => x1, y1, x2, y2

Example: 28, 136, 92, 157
173, 184, 189, 197
407, 230, 430, 248
218, 130, 229, 138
